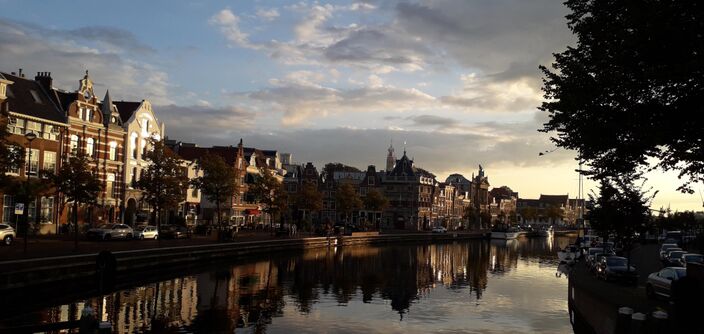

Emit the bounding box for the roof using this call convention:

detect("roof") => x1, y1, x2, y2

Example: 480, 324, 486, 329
113, 101, 141, 123
539, 194, 569, 205
389, 152, 415, 177
1, 72, 65, 123
175, 145, 241, 166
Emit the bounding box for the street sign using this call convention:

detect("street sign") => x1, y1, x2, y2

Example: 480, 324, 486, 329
14, 203, 24, 215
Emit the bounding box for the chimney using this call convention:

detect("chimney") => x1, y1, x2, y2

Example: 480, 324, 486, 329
18, 68, 23, 78
35, 72, 53, 92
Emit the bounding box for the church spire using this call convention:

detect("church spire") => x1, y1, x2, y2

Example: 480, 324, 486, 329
386, 139, 396, 172
102, 89, 112, 126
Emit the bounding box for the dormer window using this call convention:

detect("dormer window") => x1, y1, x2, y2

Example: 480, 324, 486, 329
29, 90, 42, 104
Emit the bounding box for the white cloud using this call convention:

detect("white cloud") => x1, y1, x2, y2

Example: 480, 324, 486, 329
256, 8, 280, 21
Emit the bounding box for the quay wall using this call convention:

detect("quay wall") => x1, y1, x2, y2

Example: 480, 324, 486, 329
0, 232, 486, 291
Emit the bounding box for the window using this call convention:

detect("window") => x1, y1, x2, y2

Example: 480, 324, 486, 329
43, 151, 56, 172
106, 173, 115, 198
29, 90, 42, 103
131, 167, 137, 187
25, 120, 41, 135
42, 124, 57, 140
8, 118, 25, 135
40, 197, 54, 224
191, 189, 198, 198
2, 195, 14, 225
86, 138, 94, 157
109, 141, 117, 161
70, 135, 80, 155
141, 139, 147, 157
78, 108, 83, 120
28, 200, 36, 223
368, 178, 375, 185
131, 133, 138, 159
25, 148, 39, 176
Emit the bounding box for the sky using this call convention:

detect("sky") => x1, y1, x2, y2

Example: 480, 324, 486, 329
0, 0, 702, 211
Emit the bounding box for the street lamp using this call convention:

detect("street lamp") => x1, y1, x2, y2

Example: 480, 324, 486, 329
23, 131, 37, 253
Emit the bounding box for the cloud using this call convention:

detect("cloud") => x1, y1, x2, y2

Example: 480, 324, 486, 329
256, 8, 280, 21
0, 18, 170, 104
246, 80, 436, 125
158, 104, 255, 142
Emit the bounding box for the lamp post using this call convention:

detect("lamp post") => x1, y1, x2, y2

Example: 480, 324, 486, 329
23, 131, 37, 253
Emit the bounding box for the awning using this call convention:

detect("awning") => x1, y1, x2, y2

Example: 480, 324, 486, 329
245, 209, 260, 215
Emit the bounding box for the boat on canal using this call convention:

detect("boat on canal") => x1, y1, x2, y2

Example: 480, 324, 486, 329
491, 224, 520, 239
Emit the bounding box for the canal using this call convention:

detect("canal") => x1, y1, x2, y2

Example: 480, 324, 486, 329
1, 236, 577, 333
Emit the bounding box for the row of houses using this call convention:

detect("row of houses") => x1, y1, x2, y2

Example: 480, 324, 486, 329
0, 69, 586, 234
0, 69, 289, 234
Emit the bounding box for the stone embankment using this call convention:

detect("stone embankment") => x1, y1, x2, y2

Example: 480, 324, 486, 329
0, 232, 486, 291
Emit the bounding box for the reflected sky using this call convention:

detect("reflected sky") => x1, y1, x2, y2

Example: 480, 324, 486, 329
1, 236, 572, 333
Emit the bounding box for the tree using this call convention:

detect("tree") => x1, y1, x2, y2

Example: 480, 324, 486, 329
335, 183, 362, 233
250, 171, 288, 232
588, 178, 655, 272
49, 153, 102, 250
519, 207, 538, 224
137, 139, 188, 231
295, 182, 323, 232
191, 153, 237, 234
320, 163, 361, 182
540, 1, 704, 191
544, 205, 563, 225
363, 189, 388, 230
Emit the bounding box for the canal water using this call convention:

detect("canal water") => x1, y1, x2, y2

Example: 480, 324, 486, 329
2, 236, 576, 333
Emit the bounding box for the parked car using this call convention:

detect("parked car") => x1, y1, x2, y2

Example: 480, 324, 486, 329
659, 243, 680, 260
679, 253, 704, 267
596, 256, 638, 283
432, 226, 447, 233
86, 224, 134, 240
646, 267, 687, 299
135, 225, 159, 240
160, 225, 191, 239
0, 224, 16, 246
664, 250, 686, 267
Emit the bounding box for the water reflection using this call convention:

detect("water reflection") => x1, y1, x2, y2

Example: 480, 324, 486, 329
1, 236, 573, 333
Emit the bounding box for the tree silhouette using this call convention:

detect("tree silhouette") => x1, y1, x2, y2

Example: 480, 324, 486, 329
49, 153, 101, 249
0, 107, 22, 185
335, 183, 362, 233
137, 139, 188, 230
363, 188, 389, 230
250, 171, 288, 232
191, 153, 237, 234
541, 0, 704, 191
295, 182, 323, 232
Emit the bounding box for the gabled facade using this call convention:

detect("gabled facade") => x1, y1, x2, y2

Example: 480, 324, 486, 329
114, 99, 164, 225
0, 70, 68, 234
53, 71, 127, 226
381, 150, 436, 230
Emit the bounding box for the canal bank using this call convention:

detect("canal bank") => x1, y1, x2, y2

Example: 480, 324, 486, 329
0, 231, 487, 291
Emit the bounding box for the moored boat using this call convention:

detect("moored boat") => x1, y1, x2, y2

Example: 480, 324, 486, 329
491, 224, 520, 239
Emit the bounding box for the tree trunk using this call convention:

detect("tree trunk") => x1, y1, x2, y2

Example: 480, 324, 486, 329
73, 201, 79, 251
215, 199, 221, 241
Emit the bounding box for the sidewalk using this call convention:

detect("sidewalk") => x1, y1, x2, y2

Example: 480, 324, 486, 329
0, 231, 307, 261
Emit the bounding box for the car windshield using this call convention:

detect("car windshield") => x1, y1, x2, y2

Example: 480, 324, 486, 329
685, 255, 703, 263
670, 252, 685, 259
135, 226, 145, 231
674, 268, 687, 278
98, 224, 111, 229
607, 258, 627, 266
662, 244, 677, 250
589, 249, 601, 255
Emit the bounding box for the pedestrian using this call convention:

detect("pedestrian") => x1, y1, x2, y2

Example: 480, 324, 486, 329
79, 306, 98, 334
